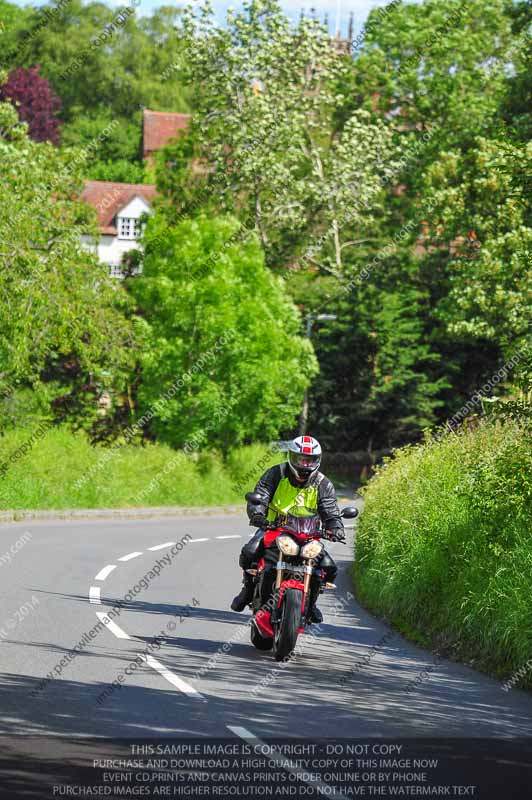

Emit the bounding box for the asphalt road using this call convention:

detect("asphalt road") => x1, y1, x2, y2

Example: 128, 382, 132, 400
1, 508, 532, 744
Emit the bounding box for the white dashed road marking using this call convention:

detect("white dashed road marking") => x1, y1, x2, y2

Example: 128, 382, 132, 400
227, 726, 255, 739
92, 536, 245, 698
145, 655, 205, 699
96, 613, 131, 640
227, 726, 348, 799
95, 564, 117, 581
148, 542, 176, 551
118, 551, 143, 562
89, 586, 101, 604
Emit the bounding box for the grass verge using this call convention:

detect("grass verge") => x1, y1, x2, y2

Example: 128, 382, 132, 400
354, 419, 532, 688
0, 426, 283, 509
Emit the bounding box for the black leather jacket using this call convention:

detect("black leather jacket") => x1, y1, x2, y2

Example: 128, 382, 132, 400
246, 462, 344, 532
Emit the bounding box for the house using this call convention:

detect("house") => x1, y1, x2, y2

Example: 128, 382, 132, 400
142, 109, 191, 166
80, 181, 157, 277
81, 110, 191, 275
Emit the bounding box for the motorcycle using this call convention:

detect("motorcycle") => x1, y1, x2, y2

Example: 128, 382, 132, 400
244, 491, 359, 662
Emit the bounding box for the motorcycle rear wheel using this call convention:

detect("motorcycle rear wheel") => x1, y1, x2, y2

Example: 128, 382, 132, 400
273, 588, 302, 662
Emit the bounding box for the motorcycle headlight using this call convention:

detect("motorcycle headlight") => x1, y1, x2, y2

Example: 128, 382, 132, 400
301, 540, 324, 560
276, 535, 300, 556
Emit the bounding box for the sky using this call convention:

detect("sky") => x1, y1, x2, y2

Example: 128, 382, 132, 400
9, 0, 399, 38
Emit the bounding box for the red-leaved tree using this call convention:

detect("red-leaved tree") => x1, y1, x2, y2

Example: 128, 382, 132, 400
0, 65, 62, 145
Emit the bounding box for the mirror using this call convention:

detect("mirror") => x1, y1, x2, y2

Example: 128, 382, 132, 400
341, 506, 359, 519
245, 491, 268, 505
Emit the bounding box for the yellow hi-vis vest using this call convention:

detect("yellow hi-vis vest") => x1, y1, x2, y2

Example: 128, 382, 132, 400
266, 466, 319, 523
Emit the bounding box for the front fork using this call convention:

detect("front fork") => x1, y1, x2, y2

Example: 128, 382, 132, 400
302, 563, 315, 619
271, 561, 314, 624
271, 564, 284, 624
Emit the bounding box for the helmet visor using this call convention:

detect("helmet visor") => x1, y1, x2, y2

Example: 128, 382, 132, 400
289, 451, 320, 472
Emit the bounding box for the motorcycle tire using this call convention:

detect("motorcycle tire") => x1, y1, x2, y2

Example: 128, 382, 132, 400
273, 588, 302, 662
250, 621, 273, 650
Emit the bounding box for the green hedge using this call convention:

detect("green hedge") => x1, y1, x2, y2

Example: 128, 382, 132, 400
0, 427, 282, 510
354, 420, 532, 686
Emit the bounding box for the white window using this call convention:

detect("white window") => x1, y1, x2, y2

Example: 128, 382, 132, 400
109, 264, 125, 279
117, 217, 141, 240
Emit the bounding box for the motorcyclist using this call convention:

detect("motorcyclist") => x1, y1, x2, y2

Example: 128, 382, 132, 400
231, 435, 345, 623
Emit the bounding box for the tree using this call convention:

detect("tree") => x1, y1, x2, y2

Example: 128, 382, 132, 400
13, 1, 190, 123
299, 265, 447, 451
415, 135, 532, 404
178, 0, 397, 272
0, 91, 133, 432
128, 213, 318, 450
307, 0, 524, 442
0, 65, 61, 144
6, 1, 192, 179
174, 0, 520, 450
350, 0, 513, 146
149, 0, 532, 450
86, 158, 146, 184
0, 0, 24, 29
500, 0, 532, 140
0, 0, 30, 68
61, 109, 141, 163
355, 289, 447, 447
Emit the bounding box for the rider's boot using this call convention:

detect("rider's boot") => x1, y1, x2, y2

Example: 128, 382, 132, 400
307, 580, 323, 624
231, 571, 254, 612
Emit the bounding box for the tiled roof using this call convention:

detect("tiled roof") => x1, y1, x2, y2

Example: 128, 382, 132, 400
81, 181, 157, 234
142, 109, 191, 157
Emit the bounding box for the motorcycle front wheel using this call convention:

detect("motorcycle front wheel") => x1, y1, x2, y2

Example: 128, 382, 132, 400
273, 588, 303, 662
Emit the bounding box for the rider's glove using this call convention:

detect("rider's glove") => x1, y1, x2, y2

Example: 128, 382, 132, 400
250, 512, 268, 530
327, 529, 346, 543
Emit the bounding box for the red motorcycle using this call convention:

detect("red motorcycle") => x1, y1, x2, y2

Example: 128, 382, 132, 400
245, 492, 358, 661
